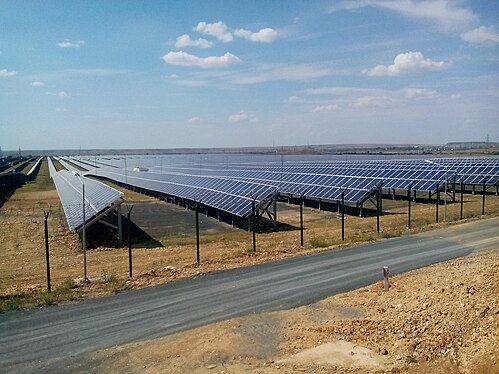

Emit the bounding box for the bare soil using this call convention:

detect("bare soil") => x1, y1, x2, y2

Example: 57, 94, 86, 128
1, 160, 498, 372
86, 251, 499, 374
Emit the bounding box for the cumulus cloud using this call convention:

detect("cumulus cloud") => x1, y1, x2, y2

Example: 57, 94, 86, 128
175, 34, 213, 48
331, 0, 477, 30
404, 88, 439, 99
363, 51, 447, 76
312, 104, 339, 113
162, 51, 241, 68
0, 69, 17, 77
461, 26, 499, 44
30, 81, 45, 87
58, 39, 85, 48
194, 21, 233, 42
228, 110, 258, 123
234, 28, 278, 43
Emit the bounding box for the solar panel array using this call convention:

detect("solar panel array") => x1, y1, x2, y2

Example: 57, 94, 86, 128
65, 155, 498, 219
93, 168, 277, 217
49, 158, 123, 230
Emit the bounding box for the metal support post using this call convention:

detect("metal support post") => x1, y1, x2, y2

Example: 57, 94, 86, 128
407, 186, 412, 229
376, 189, 380, 234
341, 191, 345, 241
273, 198, 277, 231
82, 183, 87, 282
435, 182, 440, 224
444, 178, 447, 223
300, 193, 305, 247
482, 178, 487, 215
117, 205, 123, 246
252, 198, 257, 252
196, 201, 201, 264
460, 182, 464, 220
44, 211, 51, 293
127, 205, 133, 277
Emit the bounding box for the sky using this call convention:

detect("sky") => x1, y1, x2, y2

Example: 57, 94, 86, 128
1, 0, 498, 151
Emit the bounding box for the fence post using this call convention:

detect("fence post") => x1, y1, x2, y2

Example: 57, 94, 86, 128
383, 266, 390, 291
127, 205, 134, 277
44, 211, 51, 293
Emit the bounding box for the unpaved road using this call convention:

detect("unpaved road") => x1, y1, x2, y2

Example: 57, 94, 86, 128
1, 217, 498, 373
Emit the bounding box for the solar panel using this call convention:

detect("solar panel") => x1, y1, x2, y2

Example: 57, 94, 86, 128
93, 168, 277, 218
47, 157, 57, 178
75, 155, 498, 216
52, 170, 123, 230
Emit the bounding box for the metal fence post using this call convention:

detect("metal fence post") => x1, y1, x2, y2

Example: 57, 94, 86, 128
44, 211, 51, 293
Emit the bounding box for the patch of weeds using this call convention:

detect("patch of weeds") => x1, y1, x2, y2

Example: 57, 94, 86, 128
381, 230, 400, 239
101, 272, 125, 294
0, 294, 30, 312
308, 238, 329, 248
244, 246, 257, 255
0, 278, 78, 313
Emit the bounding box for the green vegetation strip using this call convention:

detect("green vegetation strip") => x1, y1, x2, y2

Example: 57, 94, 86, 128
0, 278, 79, 313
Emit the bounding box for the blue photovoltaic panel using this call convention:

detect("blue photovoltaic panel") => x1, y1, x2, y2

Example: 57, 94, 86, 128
52, 170, 123, 230
93, 168, 277, 217
47, 157, 58, 178
76, 155, 498, 212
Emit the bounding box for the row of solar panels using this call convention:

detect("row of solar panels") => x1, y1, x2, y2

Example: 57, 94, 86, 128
166, 158, 498, 186
92, 168, 277, 217
77, 155, 499, 186
63, 155, 498, 220
48, 157, 123, 230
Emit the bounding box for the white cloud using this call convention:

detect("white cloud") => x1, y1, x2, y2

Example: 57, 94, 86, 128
331, 0, 477, 30
169, 74, 179, 78
30, 81, 45, 87
0, 69, 17, 77
352, 95, 393, 107
188, 116, 202, 123
173, 79, 207, 87
312, 104, 339, 113
461, 26, 499, 44
288, 95, 302, 102
363, 51, 448, 76
162, 51, 241, 68
175, 34, 213, 48
228, 110, 258, 123
404, 88, 439, 99
48, 91, 68, 97
194, 21, 233, 42
58, 39, 85, 48
234, 28, 278, 43
230, 62, 343, 84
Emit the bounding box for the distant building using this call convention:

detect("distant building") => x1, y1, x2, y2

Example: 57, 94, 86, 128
445, 141, 499, 150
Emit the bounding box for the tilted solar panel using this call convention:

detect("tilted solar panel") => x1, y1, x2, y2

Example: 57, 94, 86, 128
52, 170, 123, 230
93, 169, 277, 217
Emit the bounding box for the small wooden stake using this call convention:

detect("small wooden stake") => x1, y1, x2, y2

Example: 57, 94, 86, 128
383, 266, 390, 291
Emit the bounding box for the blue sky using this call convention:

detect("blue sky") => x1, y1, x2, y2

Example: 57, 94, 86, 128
1, 0, 498, 151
